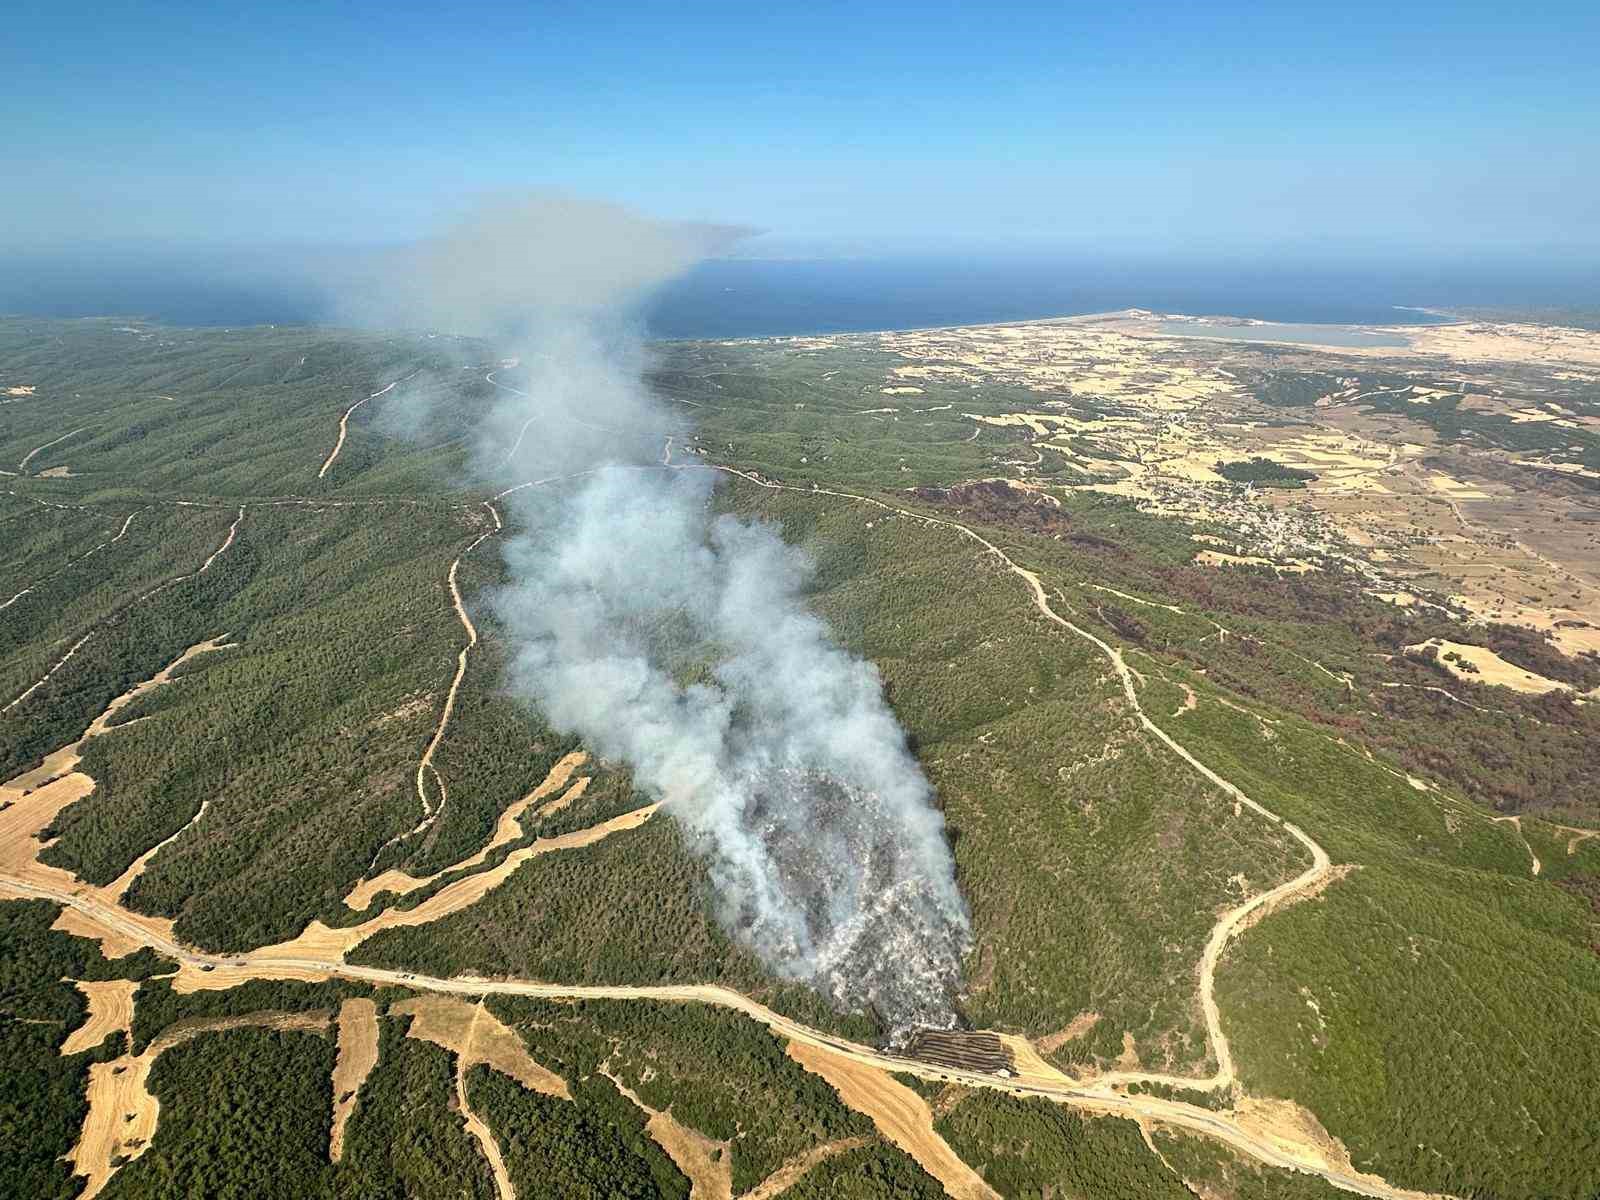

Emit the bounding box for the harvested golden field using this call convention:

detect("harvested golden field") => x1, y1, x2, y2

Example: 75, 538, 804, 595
59, 979, 139, 1055
785, 1040, 1000, 1200
329, 998, 380, 1162
392, 995, 569, 1098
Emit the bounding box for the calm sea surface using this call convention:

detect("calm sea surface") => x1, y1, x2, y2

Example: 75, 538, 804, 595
4, 249, 1587, 338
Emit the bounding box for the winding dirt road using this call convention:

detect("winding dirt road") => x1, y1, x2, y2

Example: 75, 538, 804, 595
1492, 815, 1541, 876
317, 374, 418, 479
19, 426, 90, 473
414, 556, 480, 820
364, 524, 496, 870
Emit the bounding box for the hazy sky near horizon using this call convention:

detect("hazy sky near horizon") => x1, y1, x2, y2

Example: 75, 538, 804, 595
5, 0, 1597, 259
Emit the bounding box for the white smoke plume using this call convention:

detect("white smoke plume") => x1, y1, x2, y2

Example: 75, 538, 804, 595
366, 195, 971, 1031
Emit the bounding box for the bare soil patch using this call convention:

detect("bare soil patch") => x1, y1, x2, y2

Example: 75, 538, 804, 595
52, 906, 144, 958
1000, 1034, 1080, 1086
345, 751, 589, 910
536, 773, 590, 819
1037, 1011, 1101, 1054
72, 1052, 160, 1198
1406, 638, 1569, 695
70, 1010, 330, 1199
1230, 1095, 1356, 1177
329, 998, 380, 1161
1194, 549, 1316, 573
393, 994, 568, 1098
650, 1110, 732, 1200
785, 1040, 998, 1200
60, 979, 139, 1055
605, 1069, 732, 1200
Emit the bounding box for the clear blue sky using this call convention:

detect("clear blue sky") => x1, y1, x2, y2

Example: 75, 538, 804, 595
5, 0, 1597, 258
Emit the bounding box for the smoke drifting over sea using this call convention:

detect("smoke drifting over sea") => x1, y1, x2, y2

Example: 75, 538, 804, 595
363, 196, 971, 1030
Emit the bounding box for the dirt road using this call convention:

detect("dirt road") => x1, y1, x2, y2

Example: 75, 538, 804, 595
413, 555, 479, 827
0, 506, 144, 614
454, 1002, 516, 1200
365, 537, 492, 867
1492, 815, 1541, 876
317, 374, 417, 478
19, 425, 90, 473
3, 631, 95, 712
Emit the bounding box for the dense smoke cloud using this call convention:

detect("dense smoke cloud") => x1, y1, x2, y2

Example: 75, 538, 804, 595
374, 195, 971, 1030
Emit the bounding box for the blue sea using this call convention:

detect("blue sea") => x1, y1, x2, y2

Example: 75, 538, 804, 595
645, 258, 1463, 338
1, 248, 1590, 339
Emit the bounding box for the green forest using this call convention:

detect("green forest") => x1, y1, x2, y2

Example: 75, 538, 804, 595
5, 314, 1598, 1200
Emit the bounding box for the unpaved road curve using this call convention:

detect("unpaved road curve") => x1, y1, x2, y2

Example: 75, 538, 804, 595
364, 526, 497, 869
415, 555, 481, 820
455, 1003, 516, 1200
317, 373, 419, 479
1492, 815, 1541, 876
0, 876, 1443, 1200
19, 425, 90, 473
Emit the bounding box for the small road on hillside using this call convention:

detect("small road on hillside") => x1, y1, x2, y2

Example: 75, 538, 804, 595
317, 373, 419, 478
